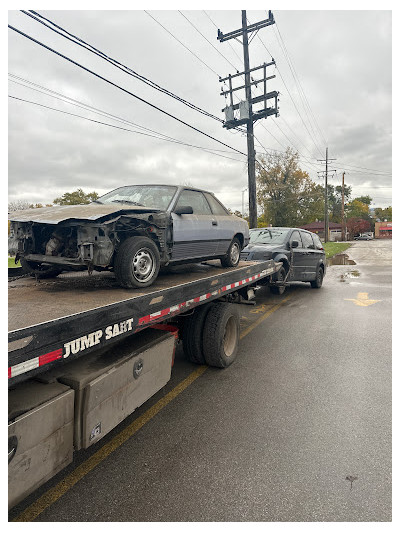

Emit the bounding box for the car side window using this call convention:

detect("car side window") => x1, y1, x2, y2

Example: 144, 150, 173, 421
175, 190, 212, 215
312, 234, 323, 249
290, 230, 303, 247
204, 193, 230, 215
301, 232, 315, 249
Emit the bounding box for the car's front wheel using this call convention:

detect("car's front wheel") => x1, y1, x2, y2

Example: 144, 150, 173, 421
270, 266, 286, 295
114, 236, 160, 288
220, 237, 241, 268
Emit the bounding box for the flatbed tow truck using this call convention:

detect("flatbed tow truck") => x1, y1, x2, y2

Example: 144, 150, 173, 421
8, 259, 280, 509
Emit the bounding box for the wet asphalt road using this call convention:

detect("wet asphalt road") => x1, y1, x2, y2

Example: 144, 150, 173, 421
10, 240, 391, 522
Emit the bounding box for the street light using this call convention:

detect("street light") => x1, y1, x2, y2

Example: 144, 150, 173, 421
242, 188, 248, 217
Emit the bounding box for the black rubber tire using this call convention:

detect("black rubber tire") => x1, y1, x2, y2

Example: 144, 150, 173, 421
310, 266, 324, 289
220, 237, 241, 268
114, 236, 160, 288
202, 303, 240, 368
270, 266, 286, 295
20, 257, 62, 279
181, 303, 213, 364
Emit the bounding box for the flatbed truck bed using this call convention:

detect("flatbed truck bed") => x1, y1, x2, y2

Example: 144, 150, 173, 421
8, 259, 278, 387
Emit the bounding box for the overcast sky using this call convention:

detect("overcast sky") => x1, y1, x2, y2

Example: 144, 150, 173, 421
8, 5, 392, 212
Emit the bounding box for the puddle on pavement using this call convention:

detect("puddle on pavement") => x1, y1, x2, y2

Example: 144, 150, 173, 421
339, 270, 361, 282
328, 253, 356, 266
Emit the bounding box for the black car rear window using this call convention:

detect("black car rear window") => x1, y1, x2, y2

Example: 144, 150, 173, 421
311, 233, 323, 249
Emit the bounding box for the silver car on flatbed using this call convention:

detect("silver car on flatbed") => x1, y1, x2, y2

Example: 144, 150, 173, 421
9, 185, 249, 288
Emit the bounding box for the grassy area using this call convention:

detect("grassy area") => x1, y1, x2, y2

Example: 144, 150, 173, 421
8, 257, 20, 268
323, 242, 352, 259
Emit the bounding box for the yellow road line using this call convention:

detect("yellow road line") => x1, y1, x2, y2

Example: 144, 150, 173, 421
13, 365, 207, 522
240, 294, 292, 339
13, 293, 290, 522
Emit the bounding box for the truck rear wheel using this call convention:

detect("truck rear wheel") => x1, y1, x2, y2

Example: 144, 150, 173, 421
181, 303, 213, 364
114, 236, 160, 288
202, 303, 240, 368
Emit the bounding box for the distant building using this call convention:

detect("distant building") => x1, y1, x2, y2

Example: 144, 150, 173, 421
298, 221, 343, 242
375, 221, 392, 238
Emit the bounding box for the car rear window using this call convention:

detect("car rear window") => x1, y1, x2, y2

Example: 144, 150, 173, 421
204, 193, 230, 215
301, 232, 315, 249
311, 233, 323, 249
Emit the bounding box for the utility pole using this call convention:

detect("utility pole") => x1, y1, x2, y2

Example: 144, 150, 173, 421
317, 148, 336, 243
218, 11, 277, 229
341, 171, 346, 241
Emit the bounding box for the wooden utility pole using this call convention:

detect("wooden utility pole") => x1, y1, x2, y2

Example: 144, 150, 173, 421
241, 12, 257, 229
317, 148, 336, 243
341, 171, 346, 241
218, 11, 277, 229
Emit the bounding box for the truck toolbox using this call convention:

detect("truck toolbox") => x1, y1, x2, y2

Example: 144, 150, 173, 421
8, 381, 74, 509
39, 328, 176, 450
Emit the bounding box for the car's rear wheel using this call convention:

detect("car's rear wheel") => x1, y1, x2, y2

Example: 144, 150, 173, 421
270, 266, 286, 295
20, 257, 62, 279
310, 266, 324, 289
220, 237, 241, 268
114, 236, 160, 288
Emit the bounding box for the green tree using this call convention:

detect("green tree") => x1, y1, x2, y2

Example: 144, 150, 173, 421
327, 184, 352, 223
256, 148, 324, 227
53, 188, 99, 205
374, 206, 392, 221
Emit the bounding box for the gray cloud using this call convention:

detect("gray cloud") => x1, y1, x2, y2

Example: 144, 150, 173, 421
8, 9, 392, 212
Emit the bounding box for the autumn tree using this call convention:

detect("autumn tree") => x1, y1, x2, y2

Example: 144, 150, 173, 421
256, 148, 324, 227
53, 188, 99, 205
374, 206, 392, 221
347, 218, 372, 238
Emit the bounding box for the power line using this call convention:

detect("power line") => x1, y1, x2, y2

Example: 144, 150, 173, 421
22, 10, 229, 128
274, 20, 327, 149
145, 10, 221, 78
203, 11, 244, 65
9, 94, 248, 164
248, 14, 325, 158
178, 11, 238, 72
8, 24, 248, 158
8, 74, 240, 152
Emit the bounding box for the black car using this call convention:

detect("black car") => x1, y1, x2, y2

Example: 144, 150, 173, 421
240, 227, 326, 294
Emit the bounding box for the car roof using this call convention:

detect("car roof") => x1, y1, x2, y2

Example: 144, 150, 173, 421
250, 227, 314, 234
113, 184, 217, 196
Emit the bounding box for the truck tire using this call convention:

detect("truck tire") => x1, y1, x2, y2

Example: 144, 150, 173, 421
114, 236, 160, 288
220, 237, 241, 268
20, 257, 62, 279
181, 303, 213, 364
202, 303, 240, 368
310, 266, 324, 289
270, 266, 286, 295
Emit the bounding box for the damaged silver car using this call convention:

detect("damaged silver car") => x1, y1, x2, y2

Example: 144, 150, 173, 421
9, 185, 249, 288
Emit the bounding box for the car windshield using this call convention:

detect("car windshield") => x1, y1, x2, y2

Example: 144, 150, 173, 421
249, 229, 289, 245
96, 185, 177, 210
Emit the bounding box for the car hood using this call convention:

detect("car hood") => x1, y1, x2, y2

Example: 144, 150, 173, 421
9, 203, 162, 224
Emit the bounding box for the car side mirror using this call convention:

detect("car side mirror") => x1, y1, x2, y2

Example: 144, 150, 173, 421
174, 206, 193, 215
291, 240, 299, 248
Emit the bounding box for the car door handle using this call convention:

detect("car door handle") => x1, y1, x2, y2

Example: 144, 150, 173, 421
212, 221, 218, 226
